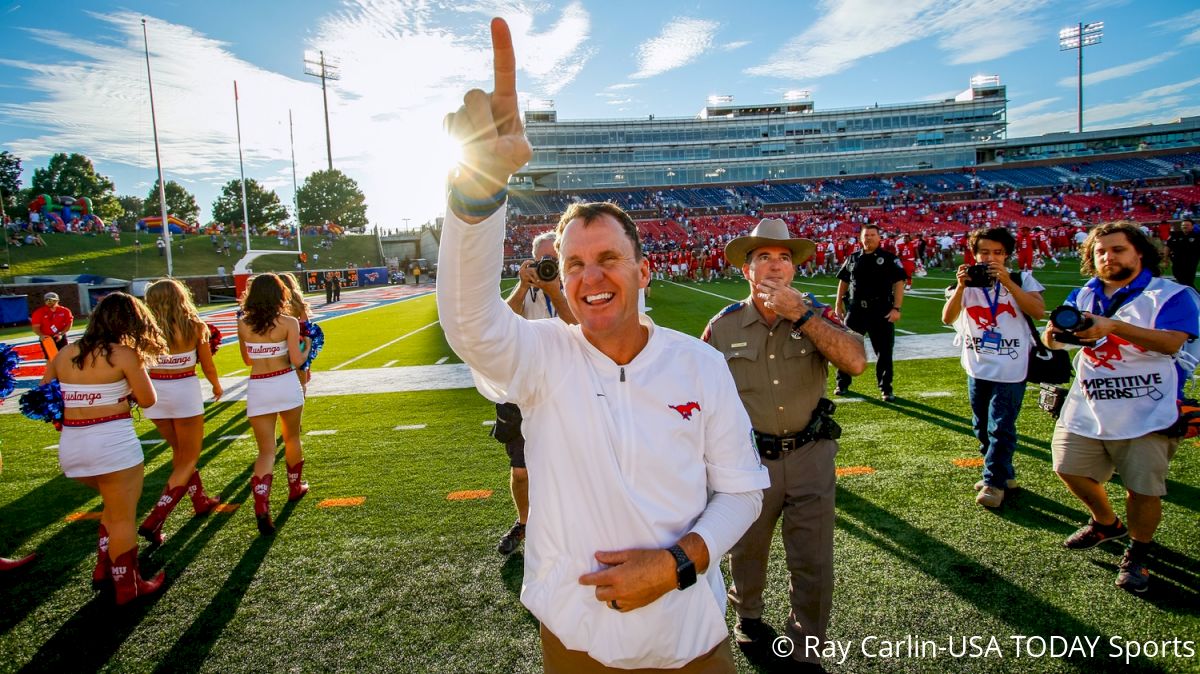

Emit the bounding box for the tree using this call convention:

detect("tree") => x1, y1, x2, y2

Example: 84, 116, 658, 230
115, 195, 144, 230
0, 151, 21, 215
142, 179, 200, 223
30, 153, 116, 200
211, 179, 289, 230
296, 169, 368, 230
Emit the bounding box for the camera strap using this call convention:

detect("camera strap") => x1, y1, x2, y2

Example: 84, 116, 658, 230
1087, 279, 1145, 318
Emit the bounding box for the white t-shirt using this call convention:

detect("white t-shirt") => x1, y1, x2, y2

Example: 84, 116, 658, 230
439, 204, 768, 669
520, 287, 558, 320
954, 271, 1045, 383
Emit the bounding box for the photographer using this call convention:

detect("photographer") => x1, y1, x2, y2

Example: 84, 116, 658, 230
495, 231, 576, 556
1043, 221, 1198, 593
942, 227, 1045, 509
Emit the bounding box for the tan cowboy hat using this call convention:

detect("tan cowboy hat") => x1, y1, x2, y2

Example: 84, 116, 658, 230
724, 218, 816, 266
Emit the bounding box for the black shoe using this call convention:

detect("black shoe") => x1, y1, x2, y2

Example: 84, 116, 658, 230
497, 520, 525, 556
833, 386, 848, 396
733, 617, 776, 645
881, 392, 896, 402
1116, 548, 1150, 593
1064, 518, 1127, 550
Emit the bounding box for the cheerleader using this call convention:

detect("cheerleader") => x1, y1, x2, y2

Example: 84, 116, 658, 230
238, 274, 309, 535
41, 293, 168, 604
279, 273, 313, 392
136, 279, 224, 545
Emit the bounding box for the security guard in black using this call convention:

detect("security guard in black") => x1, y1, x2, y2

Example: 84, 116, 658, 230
834, 225, 907, 399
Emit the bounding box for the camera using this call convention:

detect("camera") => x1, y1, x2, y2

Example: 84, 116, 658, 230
534, 255, 559, 282
964, 263, 994, 288
1049, 305, 1094, 345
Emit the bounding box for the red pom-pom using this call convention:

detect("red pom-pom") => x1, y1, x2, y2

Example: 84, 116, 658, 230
206, 323, 222, 354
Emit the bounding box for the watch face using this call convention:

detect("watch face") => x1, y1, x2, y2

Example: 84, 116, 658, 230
678, 559, 697, 590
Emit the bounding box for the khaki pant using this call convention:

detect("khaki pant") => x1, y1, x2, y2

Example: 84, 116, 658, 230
540, 624, 734, 673
728, 438, 837, 665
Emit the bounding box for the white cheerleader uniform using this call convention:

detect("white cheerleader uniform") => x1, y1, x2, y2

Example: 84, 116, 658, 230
58, 380, 142, 478
245, 341, 303, 417
145, 350, 204, 419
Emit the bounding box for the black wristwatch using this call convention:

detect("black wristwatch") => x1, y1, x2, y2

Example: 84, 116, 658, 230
667, 544, 696, 590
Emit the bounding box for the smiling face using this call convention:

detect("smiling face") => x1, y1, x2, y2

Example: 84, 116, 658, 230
558, 214, 650, 357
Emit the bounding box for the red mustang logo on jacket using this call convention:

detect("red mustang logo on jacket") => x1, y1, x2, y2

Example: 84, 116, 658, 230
669, 402, 701, 420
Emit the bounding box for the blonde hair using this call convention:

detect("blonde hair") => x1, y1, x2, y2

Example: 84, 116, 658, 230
279, 273, 311, 320
72, 292, 168, 369
145, 278, 208, 347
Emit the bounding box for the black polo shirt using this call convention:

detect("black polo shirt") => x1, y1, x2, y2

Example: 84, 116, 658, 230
836, 249, 907, 305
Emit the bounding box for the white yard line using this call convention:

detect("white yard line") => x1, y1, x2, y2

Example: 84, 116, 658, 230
219, 434, 250, 441
394, 424, 427, 430
918, 391, 954, 398
306, 430, 338, 436
330, 320, 440, 371
482, 420, 495, 426
383, 360, 398, 368
435, 356, 449, 365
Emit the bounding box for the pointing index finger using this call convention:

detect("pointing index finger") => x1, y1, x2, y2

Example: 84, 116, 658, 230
491, 17, 517, 100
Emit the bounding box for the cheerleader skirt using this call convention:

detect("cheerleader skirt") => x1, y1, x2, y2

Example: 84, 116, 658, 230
246, 368, 305, 417
59, 414, 143, 478
144, 372, 204, 419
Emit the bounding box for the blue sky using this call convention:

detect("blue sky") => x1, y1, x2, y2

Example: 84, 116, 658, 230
2, 0, 1199, 226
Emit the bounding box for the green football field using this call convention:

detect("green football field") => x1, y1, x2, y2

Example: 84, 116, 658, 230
0, 266, 1197, 673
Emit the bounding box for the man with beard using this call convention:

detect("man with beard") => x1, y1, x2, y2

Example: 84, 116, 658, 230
1044, 221, 1198, 593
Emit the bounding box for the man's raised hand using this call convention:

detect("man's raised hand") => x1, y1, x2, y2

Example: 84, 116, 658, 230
445, 18, 532, 201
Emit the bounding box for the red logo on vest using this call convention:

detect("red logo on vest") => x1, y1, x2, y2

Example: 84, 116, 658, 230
1082, 335, 1145, 370
669, 402, 701, 420
965, 302, 1017, 330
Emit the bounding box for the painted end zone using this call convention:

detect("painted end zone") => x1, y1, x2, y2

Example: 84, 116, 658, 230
953, 458, 985, 468
836, 466, 876, 477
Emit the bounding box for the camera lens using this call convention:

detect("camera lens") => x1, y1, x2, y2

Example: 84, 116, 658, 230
535, 256, 559, 282
1050, 305, 1085, 331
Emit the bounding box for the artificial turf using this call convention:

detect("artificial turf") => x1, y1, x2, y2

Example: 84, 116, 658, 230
0, 263, 1196, 673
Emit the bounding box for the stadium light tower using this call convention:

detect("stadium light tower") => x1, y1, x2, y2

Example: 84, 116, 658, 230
303, 50, 340, 170
1059, 21, 1103, 134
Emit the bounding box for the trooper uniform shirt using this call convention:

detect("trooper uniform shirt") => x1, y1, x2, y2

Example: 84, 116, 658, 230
703, 298, 856, 433
837, 249, 907, 317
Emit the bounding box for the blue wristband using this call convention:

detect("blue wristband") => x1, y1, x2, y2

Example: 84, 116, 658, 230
449, 185, 508, 218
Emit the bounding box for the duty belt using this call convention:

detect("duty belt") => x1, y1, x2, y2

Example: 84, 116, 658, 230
753, 429, 818, 460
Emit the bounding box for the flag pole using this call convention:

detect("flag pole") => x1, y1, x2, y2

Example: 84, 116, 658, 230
234, 81, 251, 253
142, 18, 173, 277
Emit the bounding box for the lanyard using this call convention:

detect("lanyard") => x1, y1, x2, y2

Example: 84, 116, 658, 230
531, 288, 555, 317
1089, 283, 1142, 318
981, 282, 1002, 322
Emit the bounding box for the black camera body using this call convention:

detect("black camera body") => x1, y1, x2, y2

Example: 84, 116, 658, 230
535, 256, 559, 282
964, 263, 993, 288
1049, 305, 1094, 345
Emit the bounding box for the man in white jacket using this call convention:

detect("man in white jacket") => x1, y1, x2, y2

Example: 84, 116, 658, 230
438, 18, 768, 672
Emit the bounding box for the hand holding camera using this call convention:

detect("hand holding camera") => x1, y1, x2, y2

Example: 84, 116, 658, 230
518, 256, 560, 290
1047, 304, 1117, 346
958, 261, 1012, 289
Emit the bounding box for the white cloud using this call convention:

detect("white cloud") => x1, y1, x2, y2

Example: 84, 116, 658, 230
721, 40, 750, 51
1007, 97, 1061, 118
1151, 9, 1200, 46
1056, 53, 1175, 88
0, 1, 593, 224
607, 83, 639, 90
919, 89, 962, 102
631, 18, 719, 80
1006, 77, 1200, 137
746, 0, 1050, 79
605, 98, 633, 105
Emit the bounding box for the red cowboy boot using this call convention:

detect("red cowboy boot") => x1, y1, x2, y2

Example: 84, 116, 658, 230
0, 552, 36, 572
286, 461, 309, 501
110, 548, 165, 606
187, 470, 220, 515
138, 483, 187, 545
93, 522, 110, 589
251, 474, 275, 535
